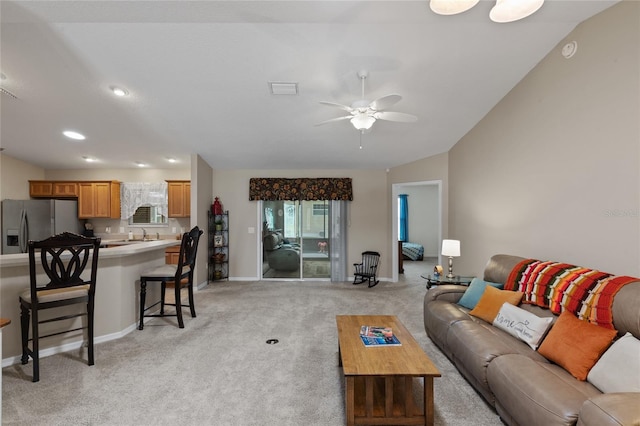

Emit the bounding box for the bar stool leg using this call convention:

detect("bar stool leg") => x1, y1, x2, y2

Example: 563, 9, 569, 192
138, 279, 147, 330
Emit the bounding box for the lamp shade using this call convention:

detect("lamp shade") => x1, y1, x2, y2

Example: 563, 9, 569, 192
350, 114, 376, 130
490, 0, 544, 23
441, 239, 460, 257
430, 0, 479, 15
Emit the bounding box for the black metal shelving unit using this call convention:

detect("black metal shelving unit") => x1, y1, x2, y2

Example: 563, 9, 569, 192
208, 210, 229, 281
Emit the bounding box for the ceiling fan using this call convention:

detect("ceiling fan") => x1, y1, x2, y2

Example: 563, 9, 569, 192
316, 70, 418, 132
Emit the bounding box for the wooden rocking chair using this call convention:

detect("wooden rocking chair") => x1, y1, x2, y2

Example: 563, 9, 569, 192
353, 251, 380, 288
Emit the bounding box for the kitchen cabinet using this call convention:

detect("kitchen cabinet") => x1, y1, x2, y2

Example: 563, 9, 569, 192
165, 246, 181, 264
29, 181, 79, 198
167, 180, 190, 218
78, 181, 121, 219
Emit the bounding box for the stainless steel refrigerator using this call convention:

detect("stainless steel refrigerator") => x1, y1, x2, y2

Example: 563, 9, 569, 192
1, 199, 82, 254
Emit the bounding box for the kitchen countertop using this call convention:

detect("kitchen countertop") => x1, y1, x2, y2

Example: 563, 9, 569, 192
0, 238, 180, 268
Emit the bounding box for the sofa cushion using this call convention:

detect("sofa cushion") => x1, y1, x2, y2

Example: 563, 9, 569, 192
469, 286, 523, 324
578, 393, 640, 426
538, 311, 617, 381
446, 320, 548, 405
587, 332, 640, 393
493, 302, 554, 350
423, 299, 472, 357
457, 278, 504, 309
488, 354, 601, 426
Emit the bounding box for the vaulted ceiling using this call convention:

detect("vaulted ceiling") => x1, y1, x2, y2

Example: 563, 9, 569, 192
0, 0, 617, 170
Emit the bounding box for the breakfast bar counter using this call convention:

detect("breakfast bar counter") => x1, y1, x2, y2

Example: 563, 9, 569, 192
0, 239, 180, 366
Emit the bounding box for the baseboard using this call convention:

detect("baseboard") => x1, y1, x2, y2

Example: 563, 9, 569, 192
1, 323, 139, 368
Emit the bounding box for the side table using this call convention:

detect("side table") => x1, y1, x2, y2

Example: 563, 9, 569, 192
421, 274, 474, 289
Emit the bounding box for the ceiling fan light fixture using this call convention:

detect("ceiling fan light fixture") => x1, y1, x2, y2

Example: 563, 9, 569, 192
351, 114, 375, 130
430, 0, 479, 15
490, 0, 544, 23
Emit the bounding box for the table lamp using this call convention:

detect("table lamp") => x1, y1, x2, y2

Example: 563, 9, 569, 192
441, 239, 460, 279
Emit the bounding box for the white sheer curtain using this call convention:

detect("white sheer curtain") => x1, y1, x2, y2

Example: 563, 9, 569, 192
120, 182, 168, 219
330, 200, 348, 282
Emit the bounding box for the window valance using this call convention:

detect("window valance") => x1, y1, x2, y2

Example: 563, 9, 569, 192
120, 182, 168, 219
249, 178, 353, 201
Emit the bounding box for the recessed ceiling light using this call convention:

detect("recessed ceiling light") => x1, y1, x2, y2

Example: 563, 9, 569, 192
82, 156, 97, 163
111, 86, 129, 97
135, 162, 146, 167
63, 130, 86, 140
166, 157, 177, 163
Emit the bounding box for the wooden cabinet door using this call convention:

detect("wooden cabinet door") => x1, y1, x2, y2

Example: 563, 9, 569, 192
78, 183, 95, 218
29, 181, 53, 197
184, 182, 191, 217
167, 182, 185, 217
167, 181, 190, 218
53, 182, 78, 197
93, 182, 111, 217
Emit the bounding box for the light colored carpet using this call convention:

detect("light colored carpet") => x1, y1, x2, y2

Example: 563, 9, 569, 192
2, 267, 501, 426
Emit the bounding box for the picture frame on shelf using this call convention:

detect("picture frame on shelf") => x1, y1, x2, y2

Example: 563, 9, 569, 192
214, 235, 224, 247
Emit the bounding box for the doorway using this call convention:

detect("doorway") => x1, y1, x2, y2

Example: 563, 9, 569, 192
391, 181, 442, 282
261, 200, 331, 280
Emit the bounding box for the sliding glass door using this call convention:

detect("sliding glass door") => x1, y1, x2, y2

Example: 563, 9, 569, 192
261, 200, 331, 280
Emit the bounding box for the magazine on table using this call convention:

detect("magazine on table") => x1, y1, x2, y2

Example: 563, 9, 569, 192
359, 326, 401, 346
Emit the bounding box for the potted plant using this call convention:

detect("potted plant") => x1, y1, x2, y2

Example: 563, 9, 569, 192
215, 219, 223, 231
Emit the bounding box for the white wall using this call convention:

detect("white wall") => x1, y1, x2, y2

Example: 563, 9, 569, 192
449, 1, 640, 277
192, 154, 213, 286
0, 154, 45, 200
211, 169, 389, 280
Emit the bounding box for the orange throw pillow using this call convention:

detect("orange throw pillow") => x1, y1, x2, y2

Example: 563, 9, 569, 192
469, 286, 523, 324
538, 310, 617, 381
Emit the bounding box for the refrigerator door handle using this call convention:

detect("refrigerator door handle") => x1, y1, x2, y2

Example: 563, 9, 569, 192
19, 209, 28, 253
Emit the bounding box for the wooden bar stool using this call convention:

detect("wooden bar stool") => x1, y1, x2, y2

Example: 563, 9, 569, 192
138, 226, 202, 330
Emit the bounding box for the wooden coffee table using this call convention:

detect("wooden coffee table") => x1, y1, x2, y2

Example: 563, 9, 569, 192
336, 315, 441, 426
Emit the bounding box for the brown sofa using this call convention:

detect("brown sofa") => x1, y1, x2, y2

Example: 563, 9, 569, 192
423, 254, 640, 426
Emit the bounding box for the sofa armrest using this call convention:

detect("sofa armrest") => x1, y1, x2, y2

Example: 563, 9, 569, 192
578, 393, 640, 426
424, 285, 467, 304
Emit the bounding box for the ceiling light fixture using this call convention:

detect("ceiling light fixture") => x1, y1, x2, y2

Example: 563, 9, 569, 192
430, 0, 544, 23
430, 0, 479, 15
82, 156, 97, 163
489, 0, 544, 23
111, 86, 129, 97
350, 114, 376, 130
166, 157, 177, 163
63, 130, 86, 140
135, 162, 146, 167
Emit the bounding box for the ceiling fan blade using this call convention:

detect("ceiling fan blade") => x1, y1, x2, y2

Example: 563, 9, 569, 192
374, 111, 418, 123
369, 94, 402, 111
319, 101, 353, 113
315, 116, 353, 126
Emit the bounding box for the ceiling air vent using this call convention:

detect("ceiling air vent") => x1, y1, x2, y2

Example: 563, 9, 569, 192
269, 82, 298, 95
0, 87, 18, 99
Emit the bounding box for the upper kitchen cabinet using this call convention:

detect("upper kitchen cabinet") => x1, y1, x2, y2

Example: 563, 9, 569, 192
78, 181, 121, 219
167, 180, 190, 218
29, 181, 79, 198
